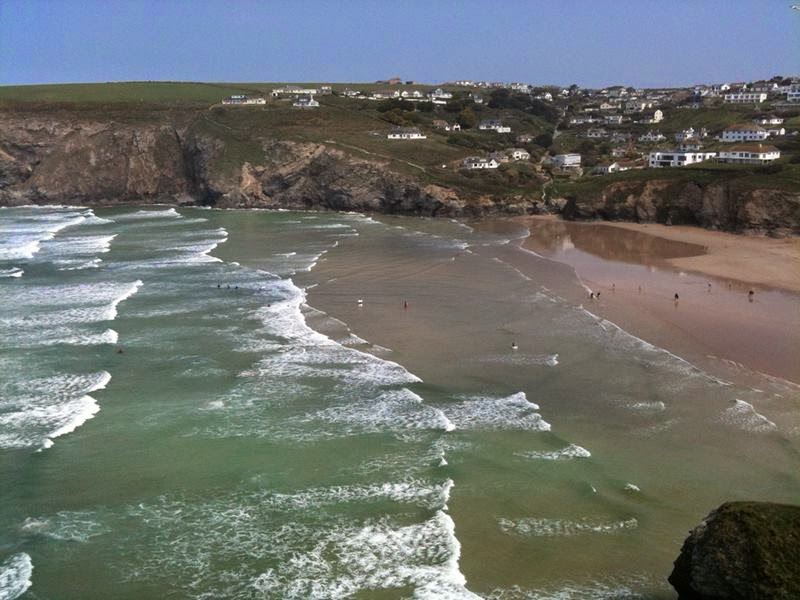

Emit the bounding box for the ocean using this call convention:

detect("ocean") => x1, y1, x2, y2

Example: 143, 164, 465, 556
1, 205, 798, 599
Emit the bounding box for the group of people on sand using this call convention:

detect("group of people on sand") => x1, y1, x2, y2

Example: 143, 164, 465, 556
586, 283, 757, 304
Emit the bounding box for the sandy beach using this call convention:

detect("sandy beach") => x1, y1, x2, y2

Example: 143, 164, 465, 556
512, 216, 800, 384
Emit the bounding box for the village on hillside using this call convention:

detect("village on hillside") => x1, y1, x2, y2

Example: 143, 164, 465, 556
216, 75, 800, 188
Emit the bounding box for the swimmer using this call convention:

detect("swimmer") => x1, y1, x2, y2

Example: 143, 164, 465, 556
116, 348, 124, 354
511, 342, 518, 351
357, 298, 364, 306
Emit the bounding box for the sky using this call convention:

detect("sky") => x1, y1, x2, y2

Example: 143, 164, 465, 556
1, 0, 798, 88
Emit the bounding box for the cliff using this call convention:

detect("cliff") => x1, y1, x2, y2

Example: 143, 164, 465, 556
669, 502, 800, 599
0, 111, 536, 217
559, 177, 800, 235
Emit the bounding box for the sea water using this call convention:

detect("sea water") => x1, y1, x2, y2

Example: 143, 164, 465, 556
0, 206, 798, 599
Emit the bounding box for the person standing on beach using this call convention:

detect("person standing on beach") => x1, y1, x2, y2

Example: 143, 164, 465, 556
674, 293, 679, 304
748, 290, 755, 302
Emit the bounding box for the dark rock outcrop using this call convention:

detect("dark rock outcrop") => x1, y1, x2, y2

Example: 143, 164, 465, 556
561, 179, 800, 235
669, 501, 800, 599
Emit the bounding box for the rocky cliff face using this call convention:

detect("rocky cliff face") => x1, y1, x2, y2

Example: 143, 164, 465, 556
669, 502, 800, 599
560, 178, 800, 234
0, 111, 533, 217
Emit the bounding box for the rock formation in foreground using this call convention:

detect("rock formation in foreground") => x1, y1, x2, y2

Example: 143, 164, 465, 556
669, 501, 800, 599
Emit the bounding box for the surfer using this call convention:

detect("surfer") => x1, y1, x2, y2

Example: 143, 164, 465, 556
511, 342, 518, 351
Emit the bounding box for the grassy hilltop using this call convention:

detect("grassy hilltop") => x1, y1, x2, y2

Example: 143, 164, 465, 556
1, 80, 800, 205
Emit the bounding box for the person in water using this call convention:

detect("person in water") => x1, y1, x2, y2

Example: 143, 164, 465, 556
589, 292, 595, 300
511, 342, 518, 351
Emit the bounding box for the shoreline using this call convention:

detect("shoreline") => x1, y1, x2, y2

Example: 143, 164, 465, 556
511, 216, 800, 384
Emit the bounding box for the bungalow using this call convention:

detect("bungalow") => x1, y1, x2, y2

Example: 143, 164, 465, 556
462, 156, 500, 170
648, 150, 716, 168
639, 131, 666, 143
432, 119, 461, 132
723, 92, 767, 104
293, 95, 319, 108
593, 162, 630, 175
428, 88, 453, 100
720, 123, 768, 143
753, 116, 784, 126
551, 153, 581, 169
479, 120, 511, 133
272, 86, 317, 97
717, 144, 780, 164
222, 95, 266, 105
508, 148, 531, 161
679, 139, 704, 151
586, 128, 608, 139
387, 127, 426, 140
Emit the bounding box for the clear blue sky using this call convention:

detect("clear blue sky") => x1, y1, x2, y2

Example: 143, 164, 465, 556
1, 0, 798, 88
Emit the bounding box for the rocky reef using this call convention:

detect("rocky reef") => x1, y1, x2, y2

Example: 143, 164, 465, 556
669, 501, 800, 599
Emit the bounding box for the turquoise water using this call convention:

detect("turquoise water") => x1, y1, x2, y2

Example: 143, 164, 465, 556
1, 206, 798, 599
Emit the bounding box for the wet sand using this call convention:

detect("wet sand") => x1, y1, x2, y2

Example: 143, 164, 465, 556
513, 216, 800, 384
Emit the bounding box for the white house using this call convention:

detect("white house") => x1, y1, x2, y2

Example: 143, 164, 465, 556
516, 134, 535, 143
639, 131, 666, 143
387, 127, 426, 140
723, 92, 767, 104
462, 156, 500, 170
675, 127, 705, 142
679, 139, 703, 151
372, 89, 401, 100
508, 148, 530, 161
552, 153, 581, 169
754, 116, 784, 126
766, 127, 786, 137
341, 88, 361, 98
593, 162, 630, 175
428, 88, 453, 100
642, 109, 664, 124
720, 124, 768, 143
605, 115, 624, 125
272, 86, 318, 97
569, 116, 600, 125
293, 95, 319, 108
717, 144, 780, 164
649, 150, 716, 168
479, 120, 511, 133
787, 85, 800, 103
222, 95, 266, 105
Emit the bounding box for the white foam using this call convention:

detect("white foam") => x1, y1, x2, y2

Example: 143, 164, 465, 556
630, 401, 666, 412
113, 207, 181, 220
0, 553, 33, 600
21, 511, 108, 542
0, 267, 23, 278
722, 399, 777, 433
517, 444, 591, 461
498, 517, 638, 537
442, 392, 550, 431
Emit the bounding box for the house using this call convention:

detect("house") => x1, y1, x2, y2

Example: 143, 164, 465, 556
648, 150, 716, 168
222, 95, 266, 105
516, 134, 535, 144
272, 86, 317, 97
675, 127, 701, 142
387, 127, 426, 140
432, 119, 460, 132
753, 116, 784, 126
586, 128, 608, 138
717, 144, 780, 164
593, 162, 630, 175
372, 89, 401, 100
569, 116, 600, 125
319, 86, 333, 95
537, 92, 553, 101
639, 131, 665, 143
766, 127, 786, 137
552, 153, 581, 169
611, 147, 628, 158
723, 92, 767, 104
428, 88, 453, 100
787, 84, 800, 103
341, 88, 361, 98
605, 115, 624, 125
488, 151, 511, 164
679, 139, 703, 151
624, 100, 651, 113
642, 109, 664, 124
292, 95, 319, 108
462, 156, 500, 170
720, 123, 768, 143
479, 120, 511, 133
599, 102, 616, 111
508, 148, 530, 161
471, 94, 484, 104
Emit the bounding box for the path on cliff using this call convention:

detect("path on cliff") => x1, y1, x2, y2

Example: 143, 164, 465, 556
323, 139, 428, 174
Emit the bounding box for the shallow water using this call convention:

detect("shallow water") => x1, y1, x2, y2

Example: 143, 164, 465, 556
1, 206, 798, 599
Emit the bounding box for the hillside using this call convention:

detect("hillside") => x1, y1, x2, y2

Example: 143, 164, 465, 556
1, 81, 799, 230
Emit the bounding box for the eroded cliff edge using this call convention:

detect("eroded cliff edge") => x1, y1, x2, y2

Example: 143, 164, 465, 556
1, 110, 798, 232
0, 111, 534, 217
